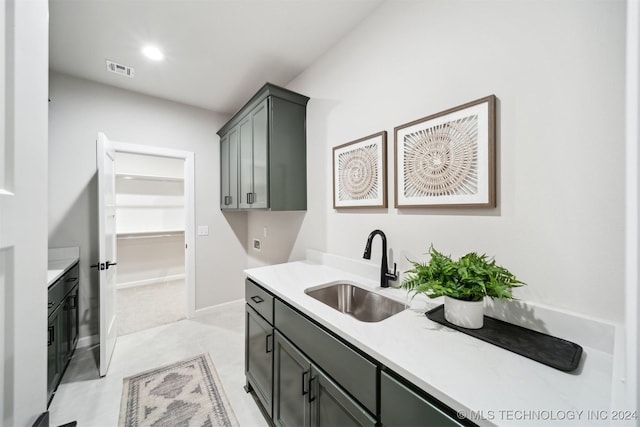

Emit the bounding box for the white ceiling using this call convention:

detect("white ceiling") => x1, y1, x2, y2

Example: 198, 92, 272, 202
49, 0, 383, 114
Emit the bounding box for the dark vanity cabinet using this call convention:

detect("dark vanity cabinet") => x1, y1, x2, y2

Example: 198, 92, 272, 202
47, 261, 79, 405
245, 280, 275, 417
273, 332, 376, 427
245, 278, 473, 427
380, 371, 465, 427
274, 299, 376, 427
47, 305, 62, 401
311, 366, 376, 427
245, 279, 376, 427
273, 332, 311, 426
218, 83, 309, 211
246, 306, 274, 417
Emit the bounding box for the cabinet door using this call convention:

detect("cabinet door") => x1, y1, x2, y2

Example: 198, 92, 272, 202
60, 293, 71, 364
47, 308, 62, 404
274, 331, 312, 427
251, 99, 269, 209
229, 127, 239, 209
380, 371, 465, 427
220, 129, 239, 209
246, 305, 274, 417
220, 133, 230, 209
310, 366, 376, 427
68, 286, 79, 353
275, 300, 377, 414
238, 116, 254, 209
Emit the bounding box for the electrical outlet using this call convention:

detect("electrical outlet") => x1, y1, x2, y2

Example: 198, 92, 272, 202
253, 238, 261, 251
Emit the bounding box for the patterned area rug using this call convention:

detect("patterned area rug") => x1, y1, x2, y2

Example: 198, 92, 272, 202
119, 353, 239, 427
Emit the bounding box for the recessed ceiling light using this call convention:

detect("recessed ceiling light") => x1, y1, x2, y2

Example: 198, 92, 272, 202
142, 45, 164, 61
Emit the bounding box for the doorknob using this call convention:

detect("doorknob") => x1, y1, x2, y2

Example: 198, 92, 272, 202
106, 261, 118, 269
91, 263, 106, 271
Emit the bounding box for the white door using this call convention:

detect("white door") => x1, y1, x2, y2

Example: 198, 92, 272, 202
1, 0, 48, 424
97, 132, 118, 376
0, 3, 9, 419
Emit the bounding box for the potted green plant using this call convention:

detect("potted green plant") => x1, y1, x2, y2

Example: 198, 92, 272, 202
401, 245, 524, 329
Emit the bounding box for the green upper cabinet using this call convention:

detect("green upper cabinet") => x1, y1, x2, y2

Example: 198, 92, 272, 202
238, 115, 255, 209
220, 126, 239, 209
218, 83, 309, 211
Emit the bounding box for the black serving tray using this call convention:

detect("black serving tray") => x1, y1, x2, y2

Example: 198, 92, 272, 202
425, 305, 583, 372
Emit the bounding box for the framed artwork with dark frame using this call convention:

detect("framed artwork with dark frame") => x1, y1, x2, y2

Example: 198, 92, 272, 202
333, 131, 387, 208
394, 95, 496, 208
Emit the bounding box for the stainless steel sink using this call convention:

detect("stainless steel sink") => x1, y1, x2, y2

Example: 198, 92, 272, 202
305, 282, 406, 322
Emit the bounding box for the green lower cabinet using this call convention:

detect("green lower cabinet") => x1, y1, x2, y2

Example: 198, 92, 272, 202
380, 371, 465, 427
274, 331, 312, 427
310, 367, 376, 427
273, 331, 375, 427
246, 305, 274, 417
47, 306, 62, 403
66, 286, 79, 354
274, 299, 377, 415
246, 281, 473, 427
47, 264, 80, 406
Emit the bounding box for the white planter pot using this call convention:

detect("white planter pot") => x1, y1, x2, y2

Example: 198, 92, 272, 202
444, 296, 484, 329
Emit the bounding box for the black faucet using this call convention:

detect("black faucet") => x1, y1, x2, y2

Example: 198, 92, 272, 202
363, 229, 398, 288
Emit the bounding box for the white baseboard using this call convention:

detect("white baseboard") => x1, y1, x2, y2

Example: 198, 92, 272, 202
191, 299, 244, 318
116, 274, 185, 289
77, 334, 99, 349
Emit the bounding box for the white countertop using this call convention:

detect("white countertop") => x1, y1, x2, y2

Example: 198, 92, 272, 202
47, 258, 79, 287
245, 253, 618, 427
48, 246, 80, 287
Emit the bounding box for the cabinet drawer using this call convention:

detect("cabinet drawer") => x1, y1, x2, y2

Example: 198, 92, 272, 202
246, 279, 274, 324
48, 261, 79, 317
61, 262, 79, 295
48, 280, 65, 317
274, 300, 377, 415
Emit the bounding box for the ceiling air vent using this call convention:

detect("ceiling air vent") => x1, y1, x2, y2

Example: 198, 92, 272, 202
106, 60, 135, 78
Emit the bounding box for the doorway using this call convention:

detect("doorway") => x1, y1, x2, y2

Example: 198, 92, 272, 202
111, 143, 196, 336
114, 152, 184, 335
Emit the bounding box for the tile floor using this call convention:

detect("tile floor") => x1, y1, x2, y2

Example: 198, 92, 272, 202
49, 300, 268, 427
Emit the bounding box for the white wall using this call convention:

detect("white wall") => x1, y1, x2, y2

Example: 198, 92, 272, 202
49, 71, 248, 340
248, 0, 627, 322
246, 211, 307, 268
